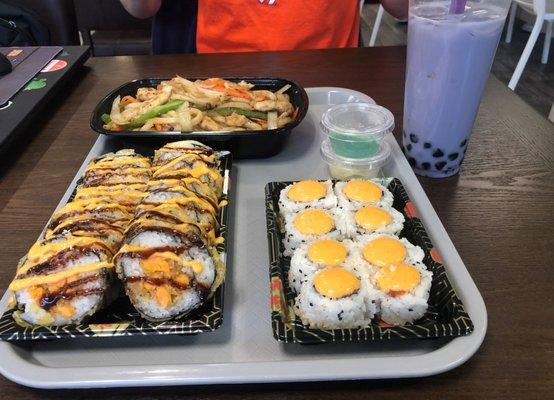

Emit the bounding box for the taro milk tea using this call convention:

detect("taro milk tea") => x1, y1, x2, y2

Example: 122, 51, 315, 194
402, 1, 506, 177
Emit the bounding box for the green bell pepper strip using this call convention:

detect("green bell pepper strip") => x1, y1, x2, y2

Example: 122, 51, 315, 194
100, 113, 111, 124
208, 107, 267, 120
127, 100, 184, 129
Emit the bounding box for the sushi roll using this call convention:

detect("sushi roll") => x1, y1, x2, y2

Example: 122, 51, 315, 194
353, 233, 425, 277
279, 180, 337, 213
338, 204, 404, 239
152, 155, 223, 198
295, 266, 377, 329
9, 234, 116, 326
283, 208, 342, 257
86, 149, 151, 170
143, 178, 218, 210
114, 222, 224, 321
74, 183, 148, 208
81, 150, 151, 188
46, 199, 133, 238
288, 239, 353, 293
335, 179, 394, 210
152, 141, 223, 197
371, 262, 432, 326
153, 140, 215, 166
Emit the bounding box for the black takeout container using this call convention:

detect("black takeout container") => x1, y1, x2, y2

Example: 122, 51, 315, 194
265, 178, 474, 344
0, 152, 232, 341
90, 77, 309, 159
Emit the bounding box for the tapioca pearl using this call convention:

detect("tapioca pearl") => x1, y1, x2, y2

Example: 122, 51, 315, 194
408, 157, 416, 167
424, 142, 431, 149
421, 162, 431, 170
448, 153, 459, 161
460, 139, 467, 147
406, 143, 412, 151
432, 149, 444, 158
409, 133, 419, 143
435, 161, 447, 171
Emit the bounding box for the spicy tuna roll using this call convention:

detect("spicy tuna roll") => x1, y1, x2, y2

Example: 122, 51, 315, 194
9, 234, 116, 326
114, 222, 224, 321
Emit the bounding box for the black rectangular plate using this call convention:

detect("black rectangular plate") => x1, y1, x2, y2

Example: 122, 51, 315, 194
90, 77, 309, 159
265, 178, 474, 344
0, 153, 232, 341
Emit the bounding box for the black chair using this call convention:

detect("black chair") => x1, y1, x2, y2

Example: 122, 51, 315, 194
73, 0, 152, 56
8, 0, 79, 45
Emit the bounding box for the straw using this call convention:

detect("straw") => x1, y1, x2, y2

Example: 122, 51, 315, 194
448, 0, 467, 14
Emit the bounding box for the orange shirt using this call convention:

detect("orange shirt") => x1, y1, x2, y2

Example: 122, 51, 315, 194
196, 0, 360, 53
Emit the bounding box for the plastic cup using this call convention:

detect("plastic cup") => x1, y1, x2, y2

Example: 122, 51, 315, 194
403, 0, 511, 177
320, 139, 391, 180
320, 103, 394, 159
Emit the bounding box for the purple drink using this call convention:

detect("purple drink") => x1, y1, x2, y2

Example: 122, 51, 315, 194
403, 1, 508, 177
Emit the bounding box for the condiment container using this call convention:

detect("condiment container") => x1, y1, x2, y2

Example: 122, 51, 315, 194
320, 139, 391, 179
320, 103, 394, 159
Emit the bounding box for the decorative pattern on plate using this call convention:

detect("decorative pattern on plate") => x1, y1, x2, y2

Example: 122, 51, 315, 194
0, 153, 232, 341
265, 178, 474, 344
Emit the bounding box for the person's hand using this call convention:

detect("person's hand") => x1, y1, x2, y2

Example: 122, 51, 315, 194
380, 0, 409, 21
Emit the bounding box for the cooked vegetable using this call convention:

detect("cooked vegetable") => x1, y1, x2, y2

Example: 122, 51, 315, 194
128, 100, 184, 129
102, 77, 295, 132
208, 107, 267, 120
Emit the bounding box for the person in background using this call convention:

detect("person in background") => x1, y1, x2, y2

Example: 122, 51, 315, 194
120, 0, 408, 54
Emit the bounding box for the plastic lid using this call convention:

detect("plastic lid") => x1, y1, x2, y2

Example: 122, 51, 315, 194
320, 139, 391, 168
320, 103, 395, 139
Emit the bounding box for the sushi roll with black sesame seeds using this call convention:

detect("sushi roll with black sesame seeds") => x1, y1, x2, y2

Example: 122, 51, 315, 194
352, 233, 425, 277
282, 208, 342, 257
335, 179, 394, 211
371, 262, 432, 326
337, 204, 404, 239
288, 239, 355, 293
295, 267, 378, 329
279, 180, 337, 213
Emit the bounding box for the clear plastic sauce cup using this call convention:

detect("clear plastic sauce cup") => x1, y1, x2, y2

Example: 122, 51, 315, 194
320, 103, 394, 159
321, 139, 391, 180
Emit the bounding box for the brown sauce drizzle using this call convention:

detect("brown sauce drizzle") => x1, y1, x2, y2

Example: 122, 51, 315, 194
116, 244, 192, 260
48, 209, 128, 231
19, 245, 112, 279
123, 224, 205, 248
40, 274, 105, 309
50, 218, 125, 236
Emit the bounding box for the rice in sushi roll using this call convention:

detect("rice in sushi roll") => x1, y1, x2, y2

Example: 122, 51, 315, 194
335, 179, 394, 210
338, 204, 404, 239
279, 180, 337, 213
282, 208, 342, 257
371, 262, 432, 326
295, 267, 378, 329
288, 239, 353, 293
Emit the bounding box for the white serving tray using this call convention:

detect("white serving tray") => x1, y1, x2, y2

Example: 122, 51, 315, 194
0, 87, 487, 388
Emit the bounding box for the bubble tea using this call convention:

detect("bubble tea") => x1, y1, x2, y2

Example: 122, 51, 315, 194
402, 0, 510, 177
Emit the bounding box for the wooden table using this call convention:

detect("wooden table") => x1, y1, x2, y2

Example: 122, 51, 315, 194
0, 47, 552, 399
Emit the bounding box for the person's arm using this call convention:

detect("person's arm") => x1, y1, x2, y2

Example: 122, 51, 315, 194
120, 0, 162, 18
